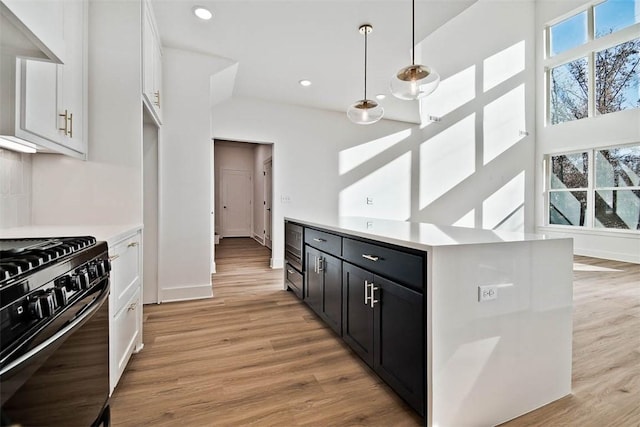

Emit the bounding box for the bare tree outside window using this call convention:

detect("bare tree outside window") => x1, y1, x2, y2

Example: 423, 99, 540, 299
550, 37, 640, 125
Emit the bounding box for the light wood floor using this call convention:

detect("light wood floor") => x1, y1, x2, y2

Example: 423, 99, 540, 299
110, 238, 640, 426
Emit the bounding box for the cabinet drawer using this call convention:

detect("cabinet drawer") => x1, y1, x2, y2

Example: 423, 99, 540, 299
342, 238, 424, 291
110, 288, 141, 393
110, 234, 141, 312
285, 263, 303, 298
305, 228, 342, 256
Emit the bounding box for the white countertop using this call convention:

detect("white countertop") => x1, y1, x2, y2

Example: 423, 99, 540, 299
287, 216, 567, 251
0, 224, 143, 246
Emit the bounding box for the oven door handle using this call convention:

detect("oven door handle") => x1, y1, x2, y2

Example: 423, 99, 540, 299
0, 286, 109, 378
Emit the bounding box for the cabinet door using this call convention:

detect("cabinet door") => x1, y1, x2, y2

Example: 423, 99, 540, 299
320, 252, 342, 335
20, 59, 61, 143
16, 0, 87, 158
304, 246, 322, 314
342, 262, 374, 366
373, 275, 424, 415
58, 0, 85, 152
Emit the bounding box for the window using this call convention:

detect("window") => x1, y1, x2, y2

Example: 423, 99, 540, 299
548, 143, 640, 231
546, 0, 640, 125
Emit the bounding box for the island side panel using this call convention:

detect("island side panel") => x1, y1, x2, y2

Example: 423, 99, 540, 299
430, 238, 573, 427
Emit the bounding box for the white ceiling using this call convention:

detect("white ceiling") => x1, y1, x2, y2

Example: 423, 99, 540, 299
151, 0, 478, 123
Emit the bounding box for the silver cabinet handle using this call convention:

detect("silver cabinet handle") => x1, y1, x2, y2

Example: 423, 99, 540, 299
287, 269, 295, 274
317, 257, 324, 272
369, 283, 379, 308
362, 254, 379, 262
128, 301, 138, 311
109, 254, 120, 261
364, 279, 370, 304
128, 242, 139, 248
313, 238, 326, 243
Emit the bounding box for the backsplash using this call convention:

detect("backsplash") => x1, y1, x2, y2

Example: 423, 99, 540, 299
0, 148, 32, 228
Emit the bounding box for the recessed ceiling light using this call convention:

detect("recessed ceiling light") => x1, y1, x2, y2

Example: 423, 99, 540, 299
193, 6, 212, 20
299, 79, 312, 87
376, 94, 386, 100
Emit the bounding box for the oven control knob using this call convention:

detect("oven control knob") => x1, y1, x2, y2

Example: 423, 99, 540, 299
38, 292, 57, 317
28, 299, 44, 320
53, 286, 69, 307
94, 258, 111, 276
55, 275, 71, 290
88, 263, 98, 280
78, 271, 90, 289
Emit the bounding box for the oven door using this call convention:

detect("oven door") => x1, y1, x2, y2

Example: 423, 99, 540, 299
285, 222, 303, 271
0, 279, 110, 427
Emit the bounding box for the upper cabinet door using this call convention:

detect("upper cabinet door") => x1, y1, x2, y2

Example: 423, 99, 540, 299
1, 0, 65, 62
142, 0, 162, 125
15, 0, 87, 159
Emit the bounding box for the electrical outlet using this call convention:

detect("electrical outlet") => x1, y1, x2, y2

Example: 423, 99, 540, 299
478, 285, 498, 302
281, 195, 291, 203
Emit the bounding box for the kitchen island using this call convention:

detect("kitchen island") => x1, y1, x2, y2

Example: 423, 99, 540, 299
285, 217, 573, 427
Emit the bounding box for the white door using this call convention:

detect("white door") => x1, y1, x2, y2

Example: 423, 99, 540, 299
221, 169, 252, 237
264, 158, 273, 249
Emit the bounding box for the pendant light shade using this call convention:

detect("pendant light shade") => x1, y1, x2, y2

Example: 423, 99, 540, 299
390, 0, 440, 100
347, 99, 384, 124
347, 24, 384, 125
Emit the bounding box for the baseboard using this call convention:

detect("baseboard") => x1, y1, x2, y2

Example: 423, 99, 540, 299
575, 247, 640, 264
160, 284, 213, 303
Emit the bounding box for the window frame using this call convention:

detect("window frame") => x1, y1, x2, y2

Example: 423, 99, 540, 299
544, 1, 640, 125
545, 142, 640, 233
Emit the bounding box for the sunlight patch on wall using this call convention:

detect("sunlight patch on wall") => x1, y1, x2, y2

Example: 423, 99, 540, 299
339, 129, 411, 175
482, 171, 525, 231
483, 84, 525, 165
483, 40, 525, 92
420, 114, 476, 209
420, 65, 476, 127
453, 209, 475, 228
339, 152, 411, 220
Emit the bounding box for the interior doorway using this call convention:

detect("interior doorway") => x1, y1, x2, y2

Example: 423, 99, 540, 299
213, 140, 274, 269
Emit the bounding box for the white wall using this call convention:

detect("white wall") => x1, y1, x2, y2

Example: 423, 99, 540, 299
212, 0, 537, 268
535, 1, 640, 263
0, 149, 32, 228
31, 0, 143, 226
159, 47, 233, 302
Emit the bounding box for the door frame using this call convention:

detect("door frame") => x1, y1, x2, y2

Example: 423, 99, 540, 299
263, 157, 273, 249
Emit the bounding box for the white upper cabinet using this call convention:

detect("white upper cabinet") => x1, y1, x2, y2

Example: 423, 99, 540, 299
142, 0, 162, 125
15, 0, 87, 159
0, 0, 65, 62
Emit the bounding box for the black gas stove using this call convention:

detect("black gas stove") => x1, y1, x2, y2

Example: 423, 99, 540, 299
0, 236, 112, 427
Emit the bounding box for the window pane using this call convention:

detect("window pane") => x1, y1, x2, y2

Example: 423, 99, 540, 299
549, 191, 588, 226
550, 12, 588, 56
595, 38, 640, 115
595, 189, 640, 229
595, 145, 640, 187
595, 0, 640, 38
551, 152, 589, 189
550, 58, 589, 124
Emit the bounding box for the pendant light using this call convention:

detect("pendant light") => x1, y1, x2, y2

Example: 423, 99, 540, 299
347, 24, 384, 125
390, 0, 440, 100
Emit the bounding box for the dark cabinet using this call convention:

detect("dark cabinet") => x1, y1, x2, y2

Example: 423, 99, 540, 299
305, 246, 342, 335
343, 262, 424, 416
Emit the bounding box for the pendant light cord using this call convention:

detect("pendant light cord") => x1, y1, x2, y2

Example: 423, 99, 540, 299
364, 28, 368, 100
411, 0, 415, 65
